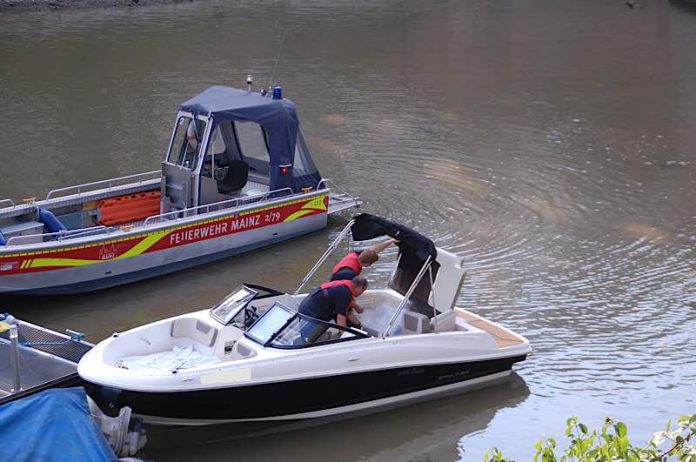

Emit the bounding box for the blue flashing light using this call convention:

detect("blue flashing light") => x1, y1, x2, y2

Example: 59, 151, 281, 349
272, 86, 283, 100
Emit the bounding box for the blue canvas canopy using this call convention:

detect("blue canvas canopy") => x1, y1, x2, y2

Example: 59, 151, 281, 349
181, 86, 322, 193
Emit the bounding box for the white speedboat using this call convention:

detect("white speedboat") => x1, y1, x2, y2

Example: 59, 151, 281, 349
0, 83, 359, 294
78, 214, 530, 425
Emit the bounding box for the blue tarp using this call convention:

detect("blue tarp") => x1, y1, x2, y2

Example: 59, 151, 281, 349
181, 86, 321, 192
0, 387, 116, 462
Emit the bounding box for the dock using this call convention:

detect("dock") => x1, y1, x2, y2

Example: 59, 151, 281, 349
0, 316, 92, 405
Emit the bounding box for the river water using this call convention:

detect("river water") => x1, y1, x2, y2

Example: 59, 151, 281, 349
1, 0, 695, 460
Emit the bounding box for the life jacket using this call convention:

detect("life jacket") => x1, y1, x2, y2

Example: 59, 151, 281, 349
331, 251, 361, 276
320, 279, 356, 298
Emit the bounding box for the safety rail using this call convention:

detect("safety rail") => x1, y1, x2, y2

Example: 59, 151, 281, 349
46, 171, 160, 200
5, 226, 111, 246
317, 178, 360, 207
0, 199, 16, 210
143, 187, 295, 226
294, 219, 356, 295
0, 314, 93, 397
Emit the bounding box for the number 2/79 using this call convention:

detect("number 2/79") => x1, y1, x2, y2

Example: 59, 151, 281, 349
264, 212, 281, 223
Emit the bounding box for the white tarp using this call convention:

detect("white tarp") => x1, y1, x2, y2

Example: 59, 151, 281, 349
116, 344, 220, 373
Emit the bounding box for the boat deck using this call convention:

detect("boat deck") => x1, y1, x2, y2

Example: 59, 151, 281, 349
454, 308, 526, 348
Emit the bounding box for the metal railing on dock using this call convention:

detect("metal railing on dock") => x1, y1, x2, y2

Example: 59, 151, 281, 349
0, 316, 92, 404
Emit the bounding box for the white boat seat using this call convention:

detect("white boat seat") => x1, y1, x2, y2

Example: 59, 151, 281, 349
402, 311, 431, 335
233, 342, 255, 358
430, 310, 457, 332
171, 319, 218, 347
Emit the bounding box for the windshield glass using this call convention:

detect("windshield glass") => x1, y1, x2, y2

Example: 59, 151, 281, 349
246, 303, 364, 348
246, 303, 295, 345
269, 316, 359, 347
168, 116, 208, 170
210, 286, 257, 325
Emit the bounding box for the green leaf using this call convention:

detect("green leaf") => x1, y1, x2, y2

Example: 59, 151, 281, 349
615, 422, 627, 438
617, 436, 629, 455
482, 413, 696, 462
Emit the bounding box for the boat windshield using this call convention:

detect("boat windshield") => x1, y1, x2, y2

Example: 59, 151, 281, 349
245, 303, 366, 348
167, 115, 208, 170
210, 285, 258, 325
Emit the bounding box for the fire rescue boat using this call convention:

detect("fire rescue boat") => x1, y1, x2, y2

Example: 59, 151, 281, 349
0, 84, 360, 294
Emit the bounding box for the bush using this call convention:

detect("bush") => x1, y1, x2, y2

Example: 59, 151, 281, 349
484, 414, 696, 462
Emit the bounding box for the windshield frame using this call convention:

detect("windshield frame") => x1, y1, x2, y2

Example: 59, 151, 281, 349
165, 111, 211, 168
209, 285, 258, 325
245, 302, 368, 349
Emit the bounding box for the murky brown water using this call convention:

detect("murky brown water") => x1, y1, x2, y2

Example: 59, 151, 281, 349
1, 0, 695, 460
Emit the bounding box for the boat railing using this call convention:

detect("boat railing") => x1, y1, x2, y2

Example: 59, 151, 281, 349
317, 178, 360, 206
46, 170, 161, 200
0, 199, 16, 210
143, 187, 295, 226
5, 226, 111, 246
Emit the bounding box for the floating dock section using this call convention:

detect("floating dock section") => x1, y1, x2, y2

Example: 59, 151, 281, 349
0, 315, 92, 405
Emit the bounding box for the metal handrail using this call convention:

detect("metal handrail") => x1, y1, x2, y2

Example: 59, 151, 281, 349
58, 226, 111, 240
293, 219, 356, 295
317, 178, 360, 207
9, 323, 21, 392
143, 187, 295, 226
381, 255, 433, 339
5, 225, 110, 246
0, 199, 16, 209
46, 170, 160, 200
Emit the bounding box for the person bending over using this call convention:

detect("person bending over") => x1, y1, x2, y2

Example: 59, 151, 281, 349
298, 276, 368, 331
330, 238, 398, 281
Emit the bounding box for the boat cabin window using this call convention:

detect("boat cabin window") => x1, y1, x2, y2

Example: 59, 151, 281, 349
235, 121, 270, 174
210, 285, 258, 325
169, 116, 208, 170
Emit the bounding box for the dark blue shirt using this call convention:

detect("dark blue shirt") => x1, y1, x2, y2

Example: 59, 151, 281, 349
298, 285, 352, 322
330, 267, 358, 281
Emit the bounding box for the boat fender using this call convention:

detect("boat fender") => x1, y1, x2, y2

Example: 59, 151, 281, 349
37, 208, 67, 233
0, 230, 5, 246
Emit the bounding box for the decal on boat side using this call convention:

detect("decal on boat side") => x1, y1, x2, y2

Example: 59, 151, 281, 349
0, 194, 328, 274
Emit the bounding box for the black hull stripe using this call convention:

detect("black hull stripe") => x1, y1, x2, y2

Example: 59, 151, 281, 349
87, 356, 526, 421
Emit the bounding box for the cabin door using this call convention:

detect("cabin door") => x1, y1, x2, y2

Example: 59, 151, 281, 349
161, 114, 209, 213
